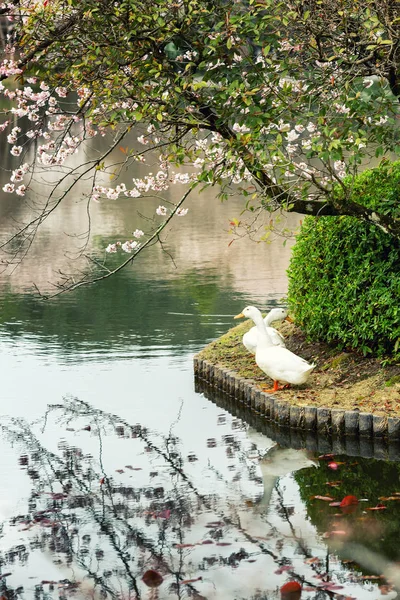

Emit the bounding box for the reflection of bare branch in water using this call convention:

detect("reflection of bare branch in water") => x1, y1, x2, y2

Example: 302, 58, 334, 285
275, 481, 313, 560
0, 398, 380, 599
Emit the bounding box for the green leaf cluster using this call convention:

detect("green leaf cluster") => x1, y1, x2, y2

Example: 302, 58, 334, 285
334, 160, 400, 219
288, 163, 400, 357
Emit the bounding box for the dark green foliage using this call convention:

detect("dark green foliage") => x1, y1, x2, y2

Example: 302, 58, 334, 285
287, 162, 400, 357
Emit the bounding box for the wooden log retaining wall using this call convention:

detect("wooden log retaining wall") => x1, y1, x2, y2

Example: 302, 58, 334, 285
194, 356, 400, 459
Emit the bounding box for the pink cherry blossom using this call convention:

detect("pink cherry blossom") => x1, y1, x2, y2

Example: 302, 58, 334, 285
15, 185, 26, 196
156, 205, 167, 216
176, 208, 188, 216
121, 240, 139, 253
11, 145, 22, 156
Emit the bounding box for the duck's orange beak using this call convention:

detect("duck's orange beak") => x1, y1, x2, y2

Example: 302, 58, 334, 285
284, 315, 294, 323
234, 312, 245, 319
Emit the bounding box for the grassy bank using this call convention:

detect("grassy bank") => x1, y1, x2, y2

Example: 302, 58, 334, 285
196, 319, 400, 416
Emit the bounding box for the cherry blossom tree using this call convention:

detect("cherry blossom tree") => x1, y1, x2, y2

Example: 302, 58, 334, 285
0, 0, 399, 292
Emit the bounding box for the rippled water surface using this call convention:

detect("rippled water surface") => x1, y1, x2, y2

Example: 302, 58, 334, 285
0, 137, 399, 599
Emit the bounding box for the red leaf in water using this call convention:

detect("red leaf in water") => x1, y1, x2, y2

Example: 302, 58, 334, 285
99, 478, 105, 485
142, 570, 163, 588
379, 496, 400, 501
181, 577, 202, 584
49, 492, 67, 500
39, 518, 55, 527
367, 504, 387, 511
304, 557, 320, 564
201, 540, 213, 545
82, 425, 91, 432
328, 462, 338, 470
329, 502, 341, 507
115, 469, 124, 474
379, 584, 392, 595
340, 495, 359, 507
326, 480, 342, 487
280, 581, 301, 599
154, 509, 171, 519
318, 583, 344, 591
312, 495, 334, 502
339, 495, 359, 514
216, 542, 232, 546
275, 565, 293, 574
175, 543, 195, 548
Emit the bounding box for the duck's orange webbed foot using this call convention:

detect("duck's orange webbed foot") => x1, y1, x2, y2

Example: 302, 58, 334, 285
261, 380, 285, 393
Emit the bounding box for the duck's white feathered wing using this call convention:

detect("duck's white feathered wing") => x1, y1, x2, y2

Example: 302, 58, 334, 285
256, 346, 315, 385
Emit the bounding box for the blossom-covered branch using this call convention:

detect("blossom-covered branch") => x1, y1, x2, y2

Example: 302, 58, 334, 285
0, 0, 400, 289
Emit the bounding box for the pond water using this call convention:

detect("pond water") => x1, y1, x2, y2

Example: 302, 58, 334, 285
0, 135, 399, 600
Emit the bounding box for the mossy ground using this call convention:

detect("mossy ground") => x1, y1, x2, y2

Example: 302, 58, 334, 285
196, 320, 400, 416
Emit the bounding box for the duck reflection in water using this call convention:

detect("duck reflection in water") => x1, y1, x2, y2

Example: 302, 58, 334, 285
247, 428, 318, 512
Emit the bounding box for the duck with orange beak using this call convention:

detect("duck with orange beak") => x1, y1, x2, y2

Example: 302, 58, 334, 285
234, 306, 315, 393
242, 307, 292, 354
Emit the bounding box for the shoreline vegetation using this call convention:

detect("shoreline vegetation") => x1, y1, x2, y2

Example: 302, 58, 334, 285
195, 319, 400, 417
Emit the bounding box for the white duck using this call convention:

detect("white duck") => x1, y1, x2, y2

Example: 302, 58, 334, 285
242, 307, 290, 354
235, 306, 315, 392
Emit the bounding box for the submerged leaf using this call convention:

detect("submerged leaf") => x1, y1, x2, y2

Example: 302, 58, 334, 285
340, 495, 359, 507
280, 581, 301, 599
216, 542, 232, 546
181, 577, 202, 584
142, 570, 163, 588
312, 495, 334, 502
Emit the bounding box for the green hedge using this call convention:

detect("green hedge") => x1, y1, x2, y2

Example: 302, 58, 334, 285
287, 163, 400, 357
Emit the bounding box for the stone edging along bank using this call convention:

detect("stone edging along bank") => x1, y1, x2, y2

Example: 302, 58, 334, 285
193, 356, 400, 443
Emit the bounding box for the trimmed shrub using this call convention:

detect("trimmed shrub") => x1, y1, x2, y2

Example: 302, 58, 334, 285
287, 163, 400, 357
